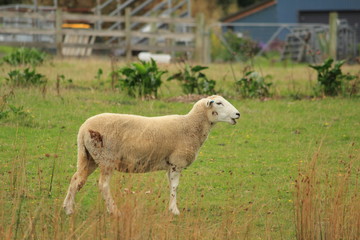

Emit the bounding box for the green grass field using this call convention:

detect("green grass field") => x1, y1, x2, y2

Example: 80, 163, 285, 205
0, 58, 359, 239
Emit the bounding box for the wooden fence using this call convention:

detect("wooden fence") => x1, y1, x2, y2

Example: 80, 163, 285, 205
0, 8, 209, 62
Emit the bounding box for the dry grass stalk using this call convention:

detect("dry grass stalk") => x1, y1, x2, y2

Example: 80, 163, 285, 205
294, 143, 360, 240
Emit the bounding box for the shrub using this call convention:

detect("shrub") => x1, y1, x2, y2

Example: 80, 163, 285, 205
115, 59, 166, 99
2, 47, 47, 67
235, 71, 272, 98
309, 58, 356, 96
167, 64, 216, 95
5, 68, 47, 87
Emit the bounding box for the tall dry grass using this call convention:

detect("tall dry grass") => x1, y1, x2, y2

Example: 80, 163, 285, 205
294, 142, 360, 240
1, 150, 260, 240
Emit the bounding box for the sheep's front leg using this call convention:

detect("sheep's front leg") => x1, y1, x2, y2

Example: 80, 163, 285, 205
167, 168, 181, 215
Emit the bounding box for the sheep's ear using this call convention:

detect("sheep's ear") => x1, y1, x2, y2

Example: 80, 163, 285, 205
206, 100, 214, 108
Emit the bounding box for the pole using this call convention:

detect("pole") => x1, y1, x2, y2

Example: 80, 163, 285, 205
195, 13, 204, 63
329, 12, 338, 60
55, 8, 63, 57
125, 8, 132, 61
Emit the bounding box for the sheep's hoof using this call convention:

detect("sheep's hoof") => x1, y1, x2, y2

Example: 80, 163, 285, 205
63, 204, 74, 215
170, 207, 180, 215
109, 210, 121, 218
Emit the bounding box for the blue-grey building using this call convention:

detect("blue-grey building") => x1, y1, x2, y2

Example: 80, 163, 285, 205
221, 0, 360, 45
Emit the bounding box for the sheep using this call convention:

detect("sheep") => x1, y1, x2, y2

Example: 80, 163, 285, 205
63, 95, 240, 216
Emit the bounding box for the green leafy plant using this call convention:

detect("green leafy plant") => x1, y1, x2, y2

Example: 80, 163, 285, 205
58, 74, 73, 84
0, 91, 28, 121
8, 104, 28, 118
5, 68, 47, 87
115, 59, 166, 99
94, 68, 104, 87
309, 58, 356, 96
235, 71, 272, 98
2, 47, 47, 67
167, 64, 216, 95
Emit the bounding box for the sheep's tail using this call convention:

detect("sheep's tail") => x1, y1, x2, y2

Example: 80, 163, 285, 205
76, 128, 94, 170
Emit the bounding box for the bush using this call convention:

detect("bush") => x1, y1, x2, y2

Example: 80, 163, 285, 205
5, 68, 47, 87
309, 58, 357, 96
167, 64, 216, 95
2, 47, 47, 67
235, 71, 272, 98
115, 59, 166, 99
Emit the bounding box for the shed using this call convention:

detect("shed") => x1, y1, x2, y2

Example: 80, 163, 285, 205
221, 0, 360, 44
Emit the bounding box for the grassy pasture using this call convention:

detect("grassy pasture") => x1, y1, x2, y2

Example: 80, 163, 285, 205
0, 58, 360, 239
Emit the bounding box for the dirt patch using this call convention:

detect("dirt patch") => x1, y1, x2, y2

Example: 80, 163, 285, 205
89, 130, 104, 147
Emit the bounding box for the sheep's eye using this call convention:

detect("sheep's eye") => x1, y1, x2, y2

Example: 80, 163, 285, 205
216, 102, 223, 105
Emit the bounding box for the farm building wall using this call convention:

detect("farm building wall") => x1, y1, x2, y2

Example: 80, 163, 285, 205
226, 5, 278, 44
277, 0, 360, 23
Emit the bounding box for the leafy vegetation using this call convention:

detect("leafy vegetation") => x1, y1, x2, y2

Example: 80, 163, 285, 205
167, 64, 216, 95
0, 91, 29, 122
309, 58, 357, 96
5, 68, 47, 87
2, 47, 47, 67
235, 71, 272, 98
115, 59, 166, 99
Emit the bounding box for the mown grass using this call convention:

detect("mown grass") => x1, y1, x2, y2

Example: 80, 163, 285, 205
0, 58, 359, 239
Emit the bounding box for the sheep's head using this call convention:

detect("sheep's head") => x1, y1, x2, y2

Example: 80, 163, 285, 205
205, 96, 240, 125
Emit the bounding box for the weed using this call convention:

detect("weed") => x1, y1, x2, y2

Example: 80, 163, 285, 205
5, 68, 47, 87
0, 91, 14, 120
309, 58, 356, 96
94, 68, 104, 87
2, 47, 47, 67
8, 104, 28, 117
294, 143, 360, 240
167, 64, 216, 95
115, 59, 166, 99
235, 71, 272, 98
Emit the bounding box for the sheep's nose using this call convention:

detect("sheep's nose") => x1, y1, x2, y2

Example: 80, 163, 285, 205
235, 112, 240, 118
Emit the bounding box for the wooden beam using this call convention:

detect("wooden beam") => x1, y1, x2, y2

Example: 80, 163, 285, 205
329, 12, 338, 61
131, 31, 194, 40
62, 12, 125, 23
0, 27, 55, 35
55, 8, 63, 57
195, 13, 205, 63
131, 16, 195, 25
125, 7, 132, 61
62, 29, 126, 37
131, 44, 194, 52
0, 11, 55, 21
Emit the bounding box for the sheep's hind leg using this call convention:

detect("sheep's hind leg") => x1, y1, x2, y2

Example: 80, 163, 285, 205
167, 168, 181, 215
99, 167, 119, 215
63, 154, 97, 215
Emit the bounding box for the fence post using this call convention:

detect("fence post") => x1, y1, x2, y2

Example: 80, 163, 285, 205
55, 8, 63, 57
329, 12, 338, 61
203, 27, 211, 64
125, 8, 132, 62
195, 13, 205, 63
149, 12, 157, 49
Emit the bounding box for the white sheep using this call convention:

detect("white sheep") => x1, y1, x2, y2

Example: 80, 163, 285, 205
63, 95, 240, 216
